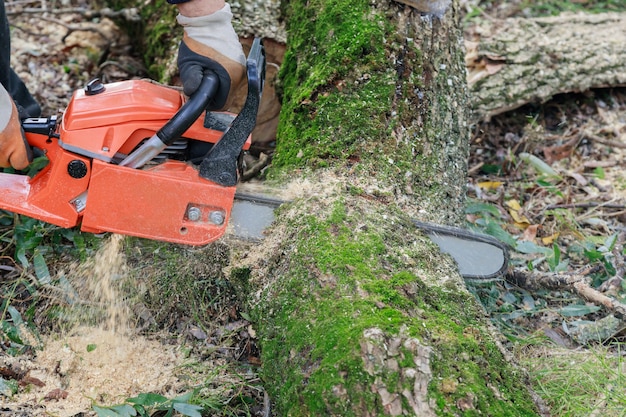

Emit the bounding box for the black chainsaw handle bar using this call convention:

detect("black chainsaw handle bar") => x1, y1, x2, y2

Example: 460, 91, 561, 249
118, 72, 219, 168
158, 72, 219, 146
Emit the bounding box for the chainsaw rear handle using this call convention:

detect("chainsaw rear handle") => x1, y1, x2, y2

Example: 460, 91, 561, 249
159, 72, 219, 146
21, 116, 58, 157
119, 72, 219, 168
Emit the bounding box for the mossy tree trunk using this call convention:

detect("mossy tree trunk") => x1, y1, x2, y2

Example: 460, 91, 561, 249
248, 0, 545, 415
104, 0, 545, 414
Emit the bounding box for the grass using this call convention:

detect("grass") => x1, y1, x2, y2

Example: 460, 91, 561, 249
518, 342, 626, 416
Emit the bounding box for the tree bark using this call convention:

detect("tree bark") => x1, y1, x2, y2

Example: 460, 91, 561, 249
467, 12, 626, 121
245, 0, 546, 415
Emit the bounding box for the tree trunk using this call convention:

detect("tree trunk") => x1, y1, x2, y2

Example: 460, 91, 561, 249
467, 12, 626, 121
246, 0, 546, 415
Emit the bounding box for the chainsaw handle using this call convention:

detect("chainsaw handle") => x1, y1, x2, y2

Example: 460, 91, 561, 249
118, 72, 219, 168
21, 116, 59, 158
158, 72, 219, 146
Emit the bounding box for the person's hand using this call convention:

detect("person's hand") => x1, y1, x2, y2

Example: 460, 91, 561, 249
176, 3, 246, 110
0, 85, 30, 170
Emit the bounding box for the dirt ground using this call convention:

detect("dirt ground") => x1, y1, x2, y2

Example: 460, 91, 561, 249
2, 0, 626, 415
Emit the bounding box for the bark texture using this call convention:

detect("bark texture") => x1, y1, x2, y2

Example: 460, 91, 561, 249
467, 12, 626, 121
247, 0, 544, 415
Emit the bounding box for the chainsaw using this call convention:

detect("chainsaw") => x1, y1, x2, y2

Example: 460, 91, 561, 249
1, 37, 509, 279
0, 39, 265, 245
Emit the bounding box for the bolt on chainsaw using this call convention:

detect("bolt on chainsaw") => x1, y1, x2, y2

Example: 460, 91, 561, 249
1, 38, 510, 279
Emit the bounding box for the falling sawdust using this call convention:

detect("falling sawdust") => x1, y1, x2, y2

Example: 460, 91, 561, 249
5, 235, 185, 417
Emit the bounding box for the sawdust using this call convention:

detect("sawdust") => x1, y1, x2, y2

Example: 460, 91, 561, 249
6, 327, 181, 416
2, 235, 186, 416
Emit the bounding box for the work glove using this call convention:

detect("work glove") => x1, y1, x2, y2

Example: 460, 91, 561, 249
0, 84, 30, 170
176, 4, 246, 110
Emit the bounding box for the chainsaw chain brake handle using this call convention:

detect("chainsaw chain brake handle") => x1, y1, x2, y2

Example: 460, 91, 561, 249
118, 73, 219, 168
199, 37, 266, 186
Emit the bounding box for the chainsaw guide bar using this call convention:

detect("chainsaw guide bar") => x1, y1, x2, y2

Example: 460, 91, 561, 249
228, 193, 510, 280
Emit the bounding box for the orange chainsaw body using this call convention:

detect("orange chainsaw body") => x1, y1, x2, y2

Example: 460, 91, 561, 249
0, 79, 251, 245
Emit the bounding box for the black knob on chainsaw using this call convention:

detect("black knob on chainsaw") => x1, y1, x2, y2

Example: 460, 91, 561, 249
67, 160, 88, 178
84, 79, 105, 96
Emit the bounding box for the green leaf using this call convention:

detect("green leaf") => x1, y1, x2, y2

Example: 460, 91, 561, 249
93, 406, 123, 417
604, 233, 618, 252
7, 306, 24, 326
584, 248, 605, 262
593, 166, 605, 179
173, 403, 203, 417
93, 405, 137, 417
86, 343, 97, 352
519, 152, 561, 179
16, 246, 28, 268
127, 393, 169, 407
110, 405, 138, 417
465, 201, 502, 217
172, 392, 194, 403
515, 240, 552, 255
558, 304, 601, 317
33, 250, 51, 285
25, 156, 50, 177
0, 377, 18, 396
471, 217, 516, 247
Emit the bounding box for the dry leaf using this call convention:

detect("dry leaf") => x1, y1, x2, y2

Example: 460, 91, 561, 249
542, 233, 560, 245
20, 375, 45, 388
506, 200, 530, 226
477, 181, 504, 190
568, 172, 588, 186
522, 224, 540, 241
542, 137, 579, 164
44, 388, 69, 401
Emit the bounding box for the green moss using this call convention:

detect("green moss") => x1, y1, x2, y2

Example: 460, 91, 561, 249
271, 0, 397, 173
256, 201, 539, 415
271, 0, 470, 223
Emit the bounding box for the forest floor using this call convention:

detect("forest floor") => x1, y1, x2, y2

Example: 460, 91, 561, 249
2, 0, 626, 416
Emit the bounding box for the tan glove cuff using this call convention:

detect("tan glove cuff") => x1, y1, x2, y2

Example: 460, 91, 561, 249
176, 4, 246, 67
0, 84, 13, 133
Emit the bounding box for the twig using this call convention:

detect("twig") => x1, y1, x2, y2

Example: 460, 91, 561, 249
506, 268, 589, 291
544, 202, 626, 211
262, 389, 271, 417
584, 131, 626, 149
37, 16, 110, 43
573, 281, 626, 318
242, 153, 270, 181
507, 268, 626, 319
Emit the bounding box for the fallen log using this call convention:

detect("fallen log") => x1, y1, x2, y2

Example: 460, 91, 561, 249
467, 12, 626, 121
